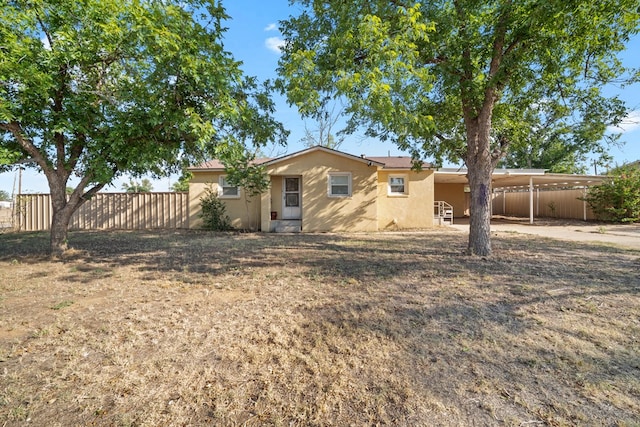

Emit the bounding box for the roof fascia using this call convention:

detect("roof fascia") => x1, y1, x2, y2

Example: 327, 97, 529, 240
262, 146, 385, 167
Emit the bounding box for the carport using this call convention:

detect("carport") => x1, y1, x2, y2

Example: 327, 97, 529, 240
434, 168, 605, 224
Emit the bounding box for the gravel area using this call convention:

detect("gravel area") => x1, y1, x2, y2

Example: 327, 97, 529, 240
451, 216, 640, 250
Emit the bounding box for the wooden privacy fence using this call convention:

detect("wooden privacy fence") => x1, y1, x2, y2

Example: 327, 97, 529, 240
15, 192, 189, 231
492, 188, 596, 220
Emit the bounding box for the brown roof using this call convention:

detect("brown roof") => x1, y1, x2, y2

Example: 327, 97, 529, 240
189, 147, 432, 171
366, 157, 432, 169
191, 158, 272, 170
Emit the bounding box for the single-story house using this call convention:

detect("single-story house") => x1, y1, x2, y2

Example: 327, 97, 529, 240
188, 146, 437, 232
188, 146, 606, 231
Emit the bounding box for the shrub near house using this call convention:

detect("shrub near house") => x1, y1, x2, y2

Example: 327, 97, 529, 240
582, 166, 640, 223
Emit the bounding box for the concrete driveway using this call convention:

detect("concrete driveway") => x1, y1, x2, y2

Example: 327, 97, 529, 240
450, 217, 640, 250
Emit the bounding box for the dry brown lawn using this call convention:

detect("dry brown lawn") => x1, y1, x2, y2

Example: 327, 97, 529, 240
0, 229, 639, 426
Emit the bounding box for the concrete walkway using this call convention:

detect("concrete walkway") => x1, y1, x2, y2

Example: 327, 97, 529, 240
450, 217, 640, 250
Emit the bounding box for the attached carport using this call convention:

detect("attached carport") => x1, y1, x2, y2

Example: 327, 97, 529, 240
434, 168, 605, 224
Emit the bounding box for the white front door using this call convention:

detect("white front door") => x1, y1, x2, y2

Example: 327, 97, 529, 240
282, 177, 301, 219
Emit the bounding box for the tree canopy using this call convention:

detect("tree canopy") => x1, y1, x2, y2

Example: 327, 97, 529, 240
122, 178, 153, 193
0, 0, 286, 254
278, 0, 640, 255
497, 93, 627, 174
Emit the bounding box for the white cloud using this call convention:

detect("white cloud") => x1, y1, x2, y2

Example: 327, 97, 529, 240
608, 110, 640, 134
265, 36, 285, 54
264, 23, 277, 32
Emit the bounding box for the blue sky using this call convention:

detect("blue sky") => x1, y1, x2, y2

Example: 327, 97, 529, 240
2, 0, 639, 194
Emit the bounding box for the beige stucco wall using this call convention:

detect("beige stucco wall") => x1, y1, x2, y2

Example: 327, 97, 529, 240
270, 175, 284, 216
189, 150, 438, 232
377, 170, 435, 230
188, 172, 261, 229
265, 150, 378, 232
434, 183, 467, 218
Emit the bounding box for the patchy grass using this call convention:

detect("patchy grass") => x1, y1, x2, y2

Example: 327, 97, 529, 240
50, 300, 74, 311
0, 229, 639, 426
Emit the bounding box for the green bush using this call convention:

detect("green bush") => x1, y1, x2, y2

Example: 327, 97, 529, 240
582, 166, 640, 223
200, 186, 232, 231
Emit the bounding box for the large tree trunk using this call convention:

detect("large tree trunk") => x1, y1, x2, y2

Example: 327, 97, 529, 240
48, 177, 75, 256
50, 206, 75, 256
46, 173, 96, 257
466, 160, 493, 256
464, 107, 496, 256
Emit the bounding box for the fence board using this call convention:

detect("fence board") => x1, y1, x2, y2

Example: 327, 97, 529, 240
492, 188, 596, 220
15, 193, 189, 231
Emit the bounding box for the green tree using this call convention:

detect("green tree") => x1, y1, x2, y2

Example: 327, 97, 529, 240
0, 0, 286, 255
220, 146, 270, 231
122, 178, 153, 193
278, 0, 639, 255
0, 190, 11, 201
0, 147, 22, 172
582, 166, 640, 222
170, 170, 192, 192
497, 98, 626, 173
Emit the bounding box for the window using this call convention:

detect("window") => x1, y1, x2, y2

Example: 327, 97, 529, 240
218, 175, 240, 198
328, 172, 352, 197
388, 175, 408, 196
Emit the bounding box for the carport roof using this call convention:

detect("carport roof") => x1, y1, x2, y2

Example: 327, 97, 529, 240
435, 168, 605, 189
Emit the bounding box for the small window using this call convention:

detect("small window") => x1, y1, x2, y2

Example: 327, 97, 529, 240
388, 175, 408, 196
328, 173, 352, 197
219, 175, 240, 198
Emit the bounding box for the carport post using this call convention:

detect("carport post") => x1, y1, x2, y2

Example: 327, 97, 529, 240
529, 177, 534, 224
583, 187, 587, 221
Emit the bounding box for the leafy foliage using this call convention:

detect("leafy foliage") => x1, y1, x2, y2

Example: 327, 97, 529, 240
277, 0, 640, 255
170, 171, 192, 192
0, 190, 11, 201
0, 147, 22, 172
200, 186, 232, 231
122, 179, 153, 193
0, 0, 286, 253
582, 166, 640, 223
221, 145, 270, 231
498, 100, 626, 173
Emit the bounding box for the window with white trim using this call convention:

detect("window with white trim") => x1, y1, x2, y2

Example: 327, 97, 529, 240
218, 175, 240, 198
328, 172, 352, 197
388, 174, 408, 196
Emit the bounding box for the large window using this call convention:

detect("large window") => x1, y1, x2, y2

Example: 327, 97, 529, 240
218, 175, 240, 198
328, 172, 352, 197
388, 174, 408, 196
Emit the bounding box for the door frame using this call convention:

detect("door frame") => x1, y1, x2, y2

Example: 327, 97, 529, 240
282, 176, 302, 220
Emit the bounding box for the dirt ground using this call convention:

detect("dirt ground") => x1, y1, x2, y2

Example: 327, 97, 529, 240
0, 229, 639, 426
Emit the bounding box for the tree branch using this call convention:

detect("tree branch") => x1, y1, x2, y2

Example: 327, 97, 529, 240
0, 121, 50, 170
67, 133, 86, 173
35, 11, 53, 52
53, 64, 69, 175
454, 0, 475, 123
